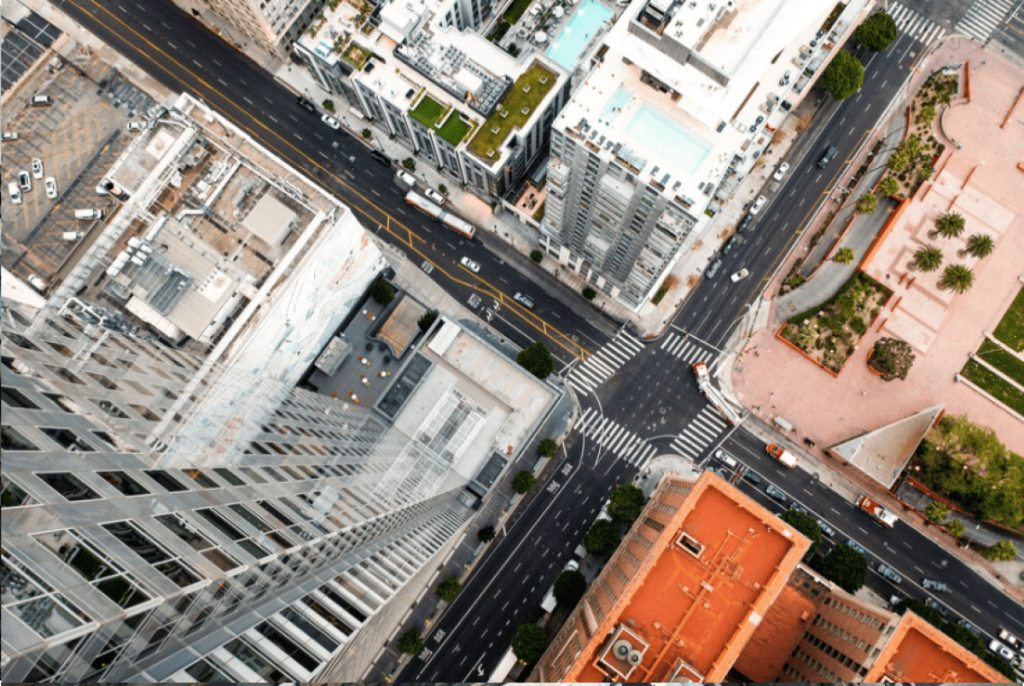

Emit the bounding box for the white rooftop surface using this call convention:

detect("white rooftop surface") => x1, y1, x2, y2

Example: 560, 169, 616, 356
392, 324, 557, 482
354, 64, 419, 111
242, 193, 297, 248
556, 53, 736, 205
607, 0, 832, 128
379, 0, 436, 42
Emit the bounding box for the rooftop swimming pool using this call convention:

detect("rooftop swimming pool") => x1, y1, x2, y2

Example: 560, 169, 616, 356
626, 104, 710, 175
599, 86, 631, 124
545, 0, 613, 71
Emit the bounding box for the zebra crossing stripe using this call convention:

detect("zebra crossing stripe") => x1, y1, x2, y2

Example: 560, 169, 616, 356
578, 408, 596, 431
611, 429, 636, 454
956, 0, 1013, 41
586, 355, 616, 376
572, 365, 604, 387
698, 409, 728, 430
599, 346, 631, 365
671, 439, 700, 457
617, 331, 643, 349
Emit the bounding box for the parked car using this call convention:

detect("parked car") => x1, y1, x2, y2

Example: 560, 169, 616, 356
296, 96, 317, 114
925, 597, 947, 617
45, 177, 58, 199
721, 235, 738, 256
989, 639, 1015, 661
704, 258, 723, 279
877, 563, 902, 584
2, 131, 19, 140
32, 159, 44, 179
424, 188, 445, 204
773, 161, 790, 181
126, 121, 147, 132
8, 182, 23, 205
27, 274, 48, 291
730, 268, 749, 283
18, 171, 32, 192
766, 484, 788, 504
922, 578, 948, 592
846, 539, 867, 556
713, 449, 738, 469
749, 195, 767, 215
321, 114, 342, 131
459, 256, 480, 273
370, 150, 392, 166
513, 292, 535, 310
396, 170, 416, 186
29, 94, 53, 107
816, 518, 836, 537
957, 619, 981, 638
741, 468, 762, 485
736, 213, 753, 233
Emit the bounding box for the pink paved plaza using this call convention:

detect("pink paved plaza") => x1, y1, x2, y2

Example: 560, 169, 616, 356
734, 39, 1024, 479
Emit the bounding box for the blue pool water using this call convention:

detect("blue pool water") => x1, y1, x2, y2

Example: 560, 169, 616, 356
599, 86, 631, 124
626, 104, 711, 174
545, 0, 613, 70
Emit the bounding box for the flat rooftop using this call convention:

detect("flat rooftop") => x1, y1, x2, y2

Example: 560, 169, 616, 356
575, 472, 809, 682
866, 612, 1004, 682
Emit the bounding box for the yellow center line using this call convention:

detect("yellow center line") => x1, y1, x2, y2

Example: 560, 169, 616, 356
71, 0, 590, 361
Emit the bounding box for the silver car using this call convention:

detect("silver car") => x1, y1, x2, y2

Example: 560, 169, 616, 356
877, 563, 902, 584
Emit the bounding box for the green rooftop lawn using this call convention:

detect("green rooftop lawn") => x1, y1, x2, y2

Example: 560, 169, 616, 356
961, 359, 1024, 416
409, 95, 447, 128
437, 112, 473, 146
468, 61, 556, 162
976, 339, 1024, 385
503, 0, 534, 24
993, 286, 1024, 352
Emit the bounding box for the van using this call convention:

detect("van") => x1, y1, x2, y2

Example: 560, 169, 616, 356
62, 232, 85, 241
2, 131, 18, 141
29, 94, 54, 107
574, 544, 587, 558
818, 145, 838, 168
396, 170, 416, 186
74, 209, 105, 220
27, 274, 48, 291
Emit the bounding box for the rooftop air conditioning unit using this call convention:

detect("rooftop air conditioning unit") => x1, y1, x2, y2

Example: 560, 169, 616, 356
613, 639, 633, 660
627, 650, 643, 666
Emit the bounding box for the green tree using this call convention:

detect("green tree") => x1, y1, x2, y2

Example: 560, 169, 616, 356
397, 628, 424, 655
940, 264, 974, 294
935, 211, 966, 238
964, 233, 994, 259
361, 128, 372, 139
888, 135, 921, 173
833, 247, 856, 264
855, 192, 878, 215
925, 501, 951, 524
417, 310, 438, 332
916, 102, 937, 124
436, 576, 462, 602
878, 176, 900, 197
322, 99, 335, 111
780, 510, 822, 558
583, 519, 621, 556
894, 598, 943, 627
582, 287, 597, 300
438, 184, 448, 194
402, 157, 416, 171
530, 249, 543, 263
984, 539, 1017, 562
512, 470, 536, 494
946, 519, 965, 539
855, 11, 899, 51
510, 623, 549, 664
911, 244, 943, 272
538, 439, 559, 458
553, 570, 587, 608
517, 341, 554, 379
370, 278, 395, 306
870, 337, 915, 381
819, 50, 865, 101
812, 544, 867, 593
607, 484, 646, 524
477, 525, 496, 543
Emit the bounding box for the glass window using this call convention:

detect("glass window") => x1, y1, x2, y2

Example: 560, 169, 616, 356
1, 386, 39, 408
184, 658, 232, 682
2, 554, 92, 639
280, 606, 339, 652
37, 473, 99, 501
2, 424, 40, 451
31, 530, 149, 608
23, 636, 85, 681
182, 469, 220, 489
98, 471, 150, 496
40, 427, 95, 452
255, 621, 321, 671
2, 475, 35, 508
223, 638, 294, 682
144, 470, 188, 492
240, 467, 268, 484
213, 468, 245, 486
102, 521, 202, 588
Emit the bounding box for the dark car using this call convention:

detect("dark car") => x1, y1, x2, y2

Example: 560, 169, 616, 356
737, 213, 753, 233
296, 97, 316, 114
818, 145, 838, 168
741, 468, 762, 485
721, 236, 739, 256
766, 484, 788, 504
370, 150, 392, 167
705, 258, 723, 279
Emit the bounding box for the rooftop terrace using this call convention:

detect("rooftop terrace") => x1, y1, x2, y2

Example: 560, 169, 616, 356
866, 613, 1004, 682
467, 61, 556, 161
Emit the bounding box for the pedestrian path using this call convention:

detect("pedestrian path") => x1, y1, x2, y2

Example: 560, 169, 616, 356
887, 3, 947, 44
669, 406, 730, 459
566, 330, 643, 396
954, 0, 1014, 42
576, 407, 658, 468
659, 333, 720, 371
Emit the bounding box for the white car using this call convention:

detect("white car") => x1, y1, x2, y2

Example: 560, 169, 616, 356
8, 182, 23, 205
773, 162, 790, 181
750, 195, 767, 215
45, 177, 58, 199
989, 639, 1014, 662
320, 114, 341, 131
18, 170, 32, 192
459, 256, 480, 273
126, 121, 147, 132
32, 159, 44, 179
730, 268, 749, 283
424, 188, 445, 205
396, 170, 416, 187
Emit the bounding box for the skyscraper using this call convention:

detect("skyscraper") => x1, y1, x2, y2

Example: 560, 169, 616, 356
170, 0, 325, 57
1, 299, 475, 682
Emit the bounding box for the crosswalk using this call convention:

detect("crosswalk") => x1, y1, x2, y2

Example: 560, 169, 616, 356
576, 407, 659, 468
669, 406, 730, 460
887, 3, 947, 44
955, 0, 1014, 42
659, 333, 719, 371
566, 330, 643, 396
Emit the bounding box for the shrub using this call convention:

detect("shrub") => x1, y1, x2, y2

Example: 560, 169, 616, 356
361, 128, 372, 139
322, 99, 335, 111
477, 525, 496, 543
834, 247, 856, 264
878, 176, 900, 197
849, 317, 868, 335
607, 484, 646, 524
553, 570, 587, 608
438, 184, 448, 194
512, 470, 536, 494
854, 192, 878, 215
538, 439, 558, 458
397, 629, 423, 655
870, 337, 915, 380
370, 278, 395, 306
584, 519, 621, 556
925, 501, 951, 524
402, 157, 416, 171
436, 576, 462, 602
530, 249, 543, 263
582, 287, 597, 300
417, 310, 439, 332
984, 539, 1017, 562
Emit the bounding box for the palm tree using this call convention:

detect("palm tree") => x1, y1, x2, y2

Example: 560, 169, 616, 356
940, 264, 974, 294
933, 211, 965, 239
964, 233, 994, 259
911, 245, 943, 272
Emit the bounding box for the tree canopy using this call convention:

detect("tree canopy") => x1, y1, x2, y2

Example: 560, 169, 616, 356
607, 484, 646, 524
417, 310, 438, 332
436, 576, 462, 603
855, 192, 878, 215
812, 544, 867, 593
916, 414, 1024, 527
511, 623, 549, 664
517, 341, 554, 379
370, 278, 395, 306
819, 50, 864, 101
538, 439, 559, 458
780, 510, 822, 557
583, 519, 622, 556
984, 539, 1017, 562
870, 337, 916, 381
553, 570, 587, 608
925, 501, 950, 524
397, 628, 424, 655
855, 11, 899, 51
512, 470, 536, 494
477, 525, 496, 543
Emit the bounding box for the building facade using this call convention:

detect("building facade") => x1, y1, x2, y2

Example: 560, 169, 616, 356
0, 300, 474, 683
172, 0, 325, 57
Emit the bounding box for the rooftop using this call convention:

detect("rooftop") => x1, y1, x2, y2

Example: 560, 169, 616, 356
467, 60, 557, 160
571, 472, 809, 682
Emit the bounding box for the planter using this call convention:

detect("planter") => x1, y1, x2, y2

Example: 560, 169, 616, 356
866, 348, 886, 377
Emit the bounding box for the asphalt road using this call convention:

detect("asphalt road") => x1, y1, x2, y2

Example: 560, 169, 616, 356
56, 0, 620, 368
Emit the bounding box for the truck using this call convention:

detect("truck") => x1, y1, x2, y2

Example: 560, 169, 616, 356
540, 587, 557, 614
74, 209, 105, 220
765, 443, 799, 468
487, 647, 519, 683
692, 361, 744, 425
857, 495, 898, 528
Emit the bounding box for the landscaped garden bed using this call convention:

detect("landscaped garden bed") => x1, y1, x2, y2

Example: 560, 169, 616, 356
993, 287, 1024, 352
961, 359, 1024, 416
779, 273, 892, 373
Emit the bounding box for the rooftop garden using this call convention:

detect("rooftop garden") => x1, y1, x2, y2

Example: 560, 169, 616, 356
437, 111, 474, 146
468, 61, 556, 162
409, 95, 448, 128
780, 273, 892, 374
993, 286, 1024, 352
342, 42, 371, 69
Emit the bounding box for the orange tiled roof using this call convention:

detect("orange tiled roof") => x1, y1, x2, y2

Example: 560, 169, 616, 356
732, 582, 816, 681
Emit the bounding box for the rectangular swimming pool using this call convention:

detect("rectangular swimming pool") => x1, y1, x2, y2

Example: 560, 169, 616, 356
626, 104, 710, 175
599, 86, 631, 124
545, 0, 613, 71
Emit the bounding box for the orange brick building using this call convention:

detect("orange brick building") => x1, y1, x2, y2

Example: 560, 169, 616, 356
533, 471, 1005, 683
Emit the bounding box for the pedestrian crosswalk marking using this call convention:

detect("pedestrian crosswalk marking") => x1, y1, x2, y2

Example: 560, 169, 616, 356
659, 333, 719, 371
670, 406, 730, 460
567, 331, 644, 396
576, 407, 658, 468
887, 3, 947, 44
954, 0, 1013, 42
